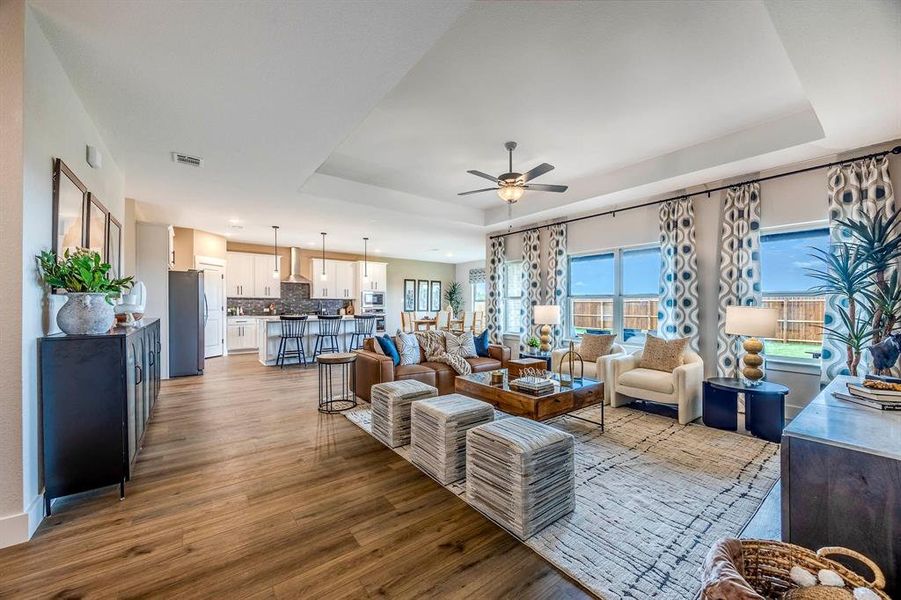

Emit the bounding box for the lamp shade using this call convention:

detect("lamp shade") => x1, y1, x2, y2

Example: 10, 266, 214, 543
724, 306, 778, 338
533, 304, 561, 325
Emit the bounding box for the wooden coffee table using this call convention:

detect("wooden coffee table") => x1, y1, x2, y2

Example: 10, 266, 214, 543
455, 370, 604, 430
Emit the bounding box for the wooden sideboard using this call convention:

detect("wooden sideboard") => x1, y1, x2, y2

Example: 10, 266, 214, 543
40, 318, 161, 514
781, 376, 900, 597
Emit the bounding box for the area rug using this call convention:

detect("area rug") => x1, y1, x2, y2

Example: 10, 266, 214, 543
345, 404, 779, 599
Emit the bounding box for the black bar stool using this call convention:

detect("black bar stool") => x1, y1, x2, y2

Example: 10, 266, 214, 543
313, 315, 342, 359
277, 316, 308, 367
348, 314, 377, 351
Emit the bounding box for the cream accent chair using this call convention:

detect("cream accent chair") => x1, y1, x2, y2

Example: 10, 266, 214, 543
607, 348, 704, 425
551, 342, 628, 404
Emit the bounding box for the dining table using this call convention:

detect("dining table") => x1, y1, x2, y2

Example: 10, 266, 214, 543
413, 318, 438, 331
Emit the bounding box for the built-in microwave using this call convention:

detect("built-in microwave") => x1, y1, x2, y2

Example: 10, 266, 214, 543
361, 290, 385, 308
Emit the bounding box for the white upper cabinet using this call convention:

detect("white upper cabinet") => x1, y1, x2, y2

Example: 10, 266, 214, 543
334, 261, 355, 300
310, 258, 332, 299
226, 252, 281, 298
310, 258, 358, 299
357, 261, 387, 292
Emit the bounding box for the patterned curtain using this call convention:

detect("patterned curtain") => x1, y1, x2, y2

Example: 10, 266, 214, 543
658, 197, 700, 353
486, 237, 506, 344
716, 183, 763, 377
468, 268, 486, 284
822, 155, 897, 382
544, 223, 568, 345
520, 230, 542, 353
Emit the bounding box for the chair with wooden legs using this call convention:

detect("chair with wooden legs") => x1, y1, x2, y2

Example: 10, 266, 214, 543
472, 311, 484, 333
401, 312, 414, 333
277, 316, 308, 367
436, 309, 451, 331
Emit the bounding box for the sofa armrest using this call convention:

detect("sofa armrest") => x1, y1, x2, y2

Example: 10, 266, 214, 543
674, 360, 704, 424
354, 350, 396, 402
487, 343, 510, 366
551, 344, 580, 372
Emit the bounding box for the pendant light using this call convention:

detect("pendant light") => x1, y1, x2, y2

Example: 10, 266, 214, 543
361, 237, 370, 285
271, 226, 280, 279
320, 232, 328, 281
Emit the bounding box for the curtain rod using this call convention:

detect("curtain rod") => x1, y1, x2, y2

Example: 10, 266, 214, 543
489, 144, 901, 240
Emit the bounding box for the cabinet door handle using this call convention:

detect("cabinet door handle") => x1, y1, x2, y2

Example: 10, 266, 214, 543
135, 364, 143, 385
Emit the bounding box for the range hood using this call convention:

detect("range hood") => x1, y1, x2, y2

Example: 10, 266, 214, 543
284, 247, 312, 284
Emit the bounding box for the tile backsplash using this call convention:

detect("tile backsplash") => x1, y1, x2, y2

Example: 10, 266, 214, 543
227, 283, 351, 316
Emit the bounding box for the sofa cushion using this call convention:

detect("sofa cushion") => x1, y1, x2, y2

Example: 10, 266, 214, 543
394, 363, 436, 384
376, 335, 400, 366
465, 356, 502, 373
474, 329, 490, 357
396, 331, 421, 365
579, 333, 616, 362
639, 334, 688, 372
421, 361, 456, 392
618, 368, 675, 395
444, 330, 477, 358
558, 359, 597, 380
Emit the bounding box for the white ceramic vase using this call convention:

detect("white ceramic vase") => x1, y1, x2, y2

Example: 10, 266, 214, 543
57, 292, 115, 335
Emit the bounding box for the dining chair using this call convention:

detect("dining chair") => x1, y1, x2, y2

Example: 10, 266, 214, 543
401, 312, 413, 333
472, 311, 484, 333
436, 310, 451, 331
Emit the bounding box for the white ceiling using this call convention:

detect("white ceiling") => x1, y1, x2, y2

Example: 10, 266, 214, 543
30, 0, 901, 263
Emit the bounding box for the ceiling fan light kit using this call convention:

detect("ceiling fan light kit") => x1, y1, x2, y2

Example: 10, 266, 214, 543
460, 141, 568, 204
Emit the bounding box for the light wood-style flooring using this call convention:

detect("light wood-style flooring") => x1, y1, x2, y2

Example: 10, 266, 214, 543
0, 354, 589, 599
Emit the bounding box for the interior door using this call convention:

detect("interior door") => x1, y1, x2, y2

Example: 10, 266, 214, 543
196, 258, 225, 358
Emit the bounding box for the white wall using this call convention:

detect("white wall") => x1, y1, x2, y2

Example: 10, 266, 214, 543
0, 4, 127, 548
454, 259, 485, 312
384, 258, 456, 334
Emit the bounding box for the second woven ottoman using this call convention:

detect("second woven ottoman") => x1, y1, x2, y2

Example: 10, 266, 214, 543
371, 380, 438, 448
411, 394, 494, 485
466, 417, 575, 539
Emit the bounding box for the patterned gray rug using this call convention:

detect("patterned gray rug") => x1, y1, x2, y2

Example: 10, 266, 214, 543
345, 404, 779, 599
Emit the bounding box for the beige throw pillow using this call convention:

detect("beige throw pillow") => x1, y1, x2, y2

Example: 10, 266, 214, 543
639, 334, 689, 372
579, 333, 616, 362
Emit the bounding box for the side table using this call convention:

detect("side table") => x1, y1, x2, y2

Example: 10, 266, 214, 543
317, 352, 357, 413
518, 351, 552, 371
703, 377, 789, 443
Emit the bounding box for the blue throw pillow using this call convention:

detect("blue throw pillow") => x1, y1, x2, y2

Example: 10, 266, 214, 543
474, 329, 490, 358
377, 334, 400, 366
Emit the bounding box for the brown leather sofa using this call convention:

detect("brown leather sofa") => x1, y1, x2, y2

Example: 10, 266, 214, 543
354, 336, 510, 401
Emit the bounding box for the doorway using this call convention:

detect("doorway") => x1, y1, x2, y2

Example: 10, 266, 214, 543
195, 255, 226, 358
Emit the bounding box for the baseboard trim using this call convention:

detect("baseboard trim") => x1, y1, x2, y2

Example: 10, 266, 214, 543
0, 494, 43, 549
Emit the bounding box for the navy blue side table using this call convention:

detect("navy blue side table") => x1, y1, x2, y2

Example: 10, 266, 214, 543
703, 377, 789, 443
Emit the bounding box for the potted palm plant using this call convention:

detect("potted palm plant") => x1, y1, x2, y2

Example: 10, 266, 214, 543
444, 281, 464, 318
807, 211, 901, 376
37, 248, 134, 335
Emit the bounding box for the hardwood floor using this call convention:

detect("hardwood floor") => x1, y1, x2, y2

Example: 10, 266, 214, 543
0, 354, 589, 599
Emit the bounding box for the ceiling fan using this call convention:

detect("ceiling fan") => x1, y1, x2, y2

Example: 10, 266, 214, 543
459, 141, 568, 204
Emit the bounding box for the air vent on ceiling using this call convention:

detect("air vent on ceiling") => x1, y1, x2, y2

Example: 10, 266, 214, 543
171, 152, 203, 167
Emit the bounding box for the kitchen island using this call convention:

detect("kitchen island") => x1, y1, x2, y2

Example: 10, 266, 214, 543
256, 315, 363, 366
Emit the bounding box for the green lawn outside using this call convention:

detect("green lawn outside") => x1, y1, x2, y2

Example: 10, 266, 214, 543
763, 341, 821, 359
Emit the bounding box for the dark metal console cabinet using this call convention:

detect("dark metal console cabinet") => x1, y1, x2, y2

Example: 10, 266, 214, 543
40, 318, 161, 514
781, 375, 900, 598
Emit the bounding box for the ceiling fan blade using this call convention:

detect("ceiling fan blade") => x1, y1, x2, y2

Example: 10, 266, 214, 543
524, 183, 568, 193
458, 187, 498, 196
467, 170, 500, 183
522, 162, 554, 182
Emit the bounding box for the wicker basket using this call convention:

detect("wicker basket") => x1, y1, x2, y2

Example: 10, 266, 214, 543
703, 539, 889, 600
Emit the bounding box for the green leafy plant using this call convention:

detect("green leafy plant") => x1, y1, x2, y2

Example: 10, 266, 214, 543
527, 336, 541, 349
37, 248, 133, 304
444, 281, 464, 317
807, 210, 901, 375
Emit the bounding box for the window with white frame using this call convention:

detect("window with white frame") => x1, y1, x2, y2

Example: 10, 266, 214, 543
760, 228, 829, 360
471, 281, 486, 314
568, 246, 660, 345
504, 261, 523, 334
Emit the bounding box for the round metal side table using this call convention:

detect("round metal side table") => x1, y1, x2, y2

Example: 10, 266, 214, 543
317, 352, 357, 413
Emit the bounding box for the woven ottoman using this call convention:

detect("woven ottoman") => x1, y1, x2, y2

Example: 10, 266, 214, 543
370, 380, 438, 448
466, 417, 575, 539
411, 394, 494, 485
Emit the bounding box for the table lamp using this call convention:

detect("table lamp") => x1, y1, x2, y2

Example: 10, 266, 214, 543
533, 305, 561, 352
724, 306, 779, 385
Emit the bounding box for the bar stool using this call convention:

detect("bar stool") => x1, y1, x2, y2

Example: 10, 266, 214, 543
348, 314, 377, 351
313, 315, 342, 359
277, 316, 308, 367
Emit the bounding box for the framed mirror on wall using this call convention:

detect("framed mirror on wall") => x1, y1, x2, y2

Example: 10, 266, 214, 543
52, 158, 87, 256
86, 193, 108, 261
107, 215, 122, 278
417, 279, 430, 312
403, 279, 416, 312
430, 280, 441, 312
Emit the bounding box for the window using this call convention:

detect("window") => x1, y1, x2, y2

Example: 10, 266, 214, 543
760, 228, 829, 360
568, 246, 660, 345
504, 262, 522, 334
471, 281, 486, 315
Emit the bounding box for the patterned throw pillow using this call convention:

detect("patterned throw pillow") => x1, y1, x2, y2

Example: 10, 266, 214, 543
579, 333, 616, 362
639, 334, 689, 373
444, 331, 477, 358
396, 331, 421, 365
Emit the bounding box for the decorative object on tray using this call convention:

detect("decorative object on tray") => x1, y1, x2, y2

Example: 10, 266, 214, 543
700, 539, 889, 600
37, 248, 134, 335
115, 281, 146, 324
723, 306, 778, 384
509, 375, 555, 396
867, 333, 901, 375
832, 378, 901, 411
490, 370, 505, 385
556, 340, 583, 386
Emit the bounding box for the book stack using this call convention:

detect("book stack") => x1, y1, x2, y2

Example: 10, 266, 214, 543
510, 376, 555, 396
833, 380, 901, 411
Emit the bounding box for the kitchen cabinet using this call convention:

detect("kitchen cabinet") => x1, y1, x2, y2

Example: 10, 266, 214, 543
357, 261, 387, 292
227, 317, 258, 352
310, 258, 355, 299
335, 260, 355, 299
40, 319, 161, 513
226, 252, 281, 298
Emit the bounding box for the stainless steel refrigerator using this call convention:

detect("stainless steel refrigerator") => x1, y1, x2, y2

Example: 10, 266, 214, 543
168, 270, 205, 377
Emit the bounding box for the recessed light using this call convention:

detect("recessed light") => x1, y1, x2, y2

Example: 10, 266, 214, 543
228, 218, 241, 224
445, 252, 454, 257
307, 241, 316, 246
